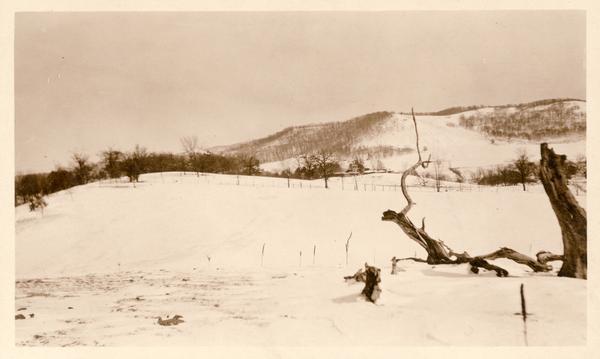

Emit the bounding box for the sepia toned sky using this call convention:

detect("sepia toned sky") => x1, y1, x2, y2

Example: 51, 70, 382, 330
15, 11, 585, 173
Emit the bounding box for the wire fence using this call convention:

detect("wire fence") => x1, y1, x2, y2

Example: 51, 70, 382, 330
129, 171, 586, 197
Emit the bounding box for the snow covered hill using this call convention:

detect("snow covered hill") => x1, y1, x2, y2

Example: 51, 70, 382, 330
15, 172, 586, 345
213, 99, 585, 177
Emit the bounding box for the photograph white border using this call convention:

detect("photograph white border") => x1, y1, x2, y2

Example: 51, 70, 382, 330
1, 1, 598, 358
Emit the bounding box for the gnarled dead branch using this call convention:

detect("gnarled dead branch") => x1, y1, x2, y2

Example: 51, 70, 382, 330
382, 110, 563, 276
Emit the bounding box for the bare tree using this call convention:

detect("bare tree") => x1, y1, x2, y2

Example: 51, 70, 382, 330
180, 136, 201, 176
313, 150, 339, 189
238, 154, 261, 176
72, 152, 92, 185
101, 148, 123, 182
180, 136, 199, 155
122, 145, 148, 186
381, 109, 563, 276
296, 154, 317, 179
514, 150, 535, 191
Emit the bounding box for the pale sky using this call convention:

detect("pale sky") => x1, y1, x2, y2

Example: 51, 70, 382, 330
15, 11, 585, 173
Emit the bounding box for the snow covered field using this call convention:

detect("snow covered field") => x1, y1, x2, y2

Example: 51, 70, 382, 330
15, 172, 587, 346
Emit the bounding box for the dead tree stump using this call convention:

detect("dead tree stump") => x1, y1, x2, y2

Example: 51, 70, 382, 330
361, 263, 382, 303
391, 256, 402, 274
344, 263, 382, 303
539, 143, 587, 279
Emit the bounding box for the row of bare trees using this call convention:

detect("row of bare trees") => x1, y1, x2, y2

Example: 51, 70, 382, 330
181, 136, 260, 177
470, 152, 585, 191
458, 100, 585, 140
419, 150, 585, 193
15, 141, 262, 207
15, 147, 151, 205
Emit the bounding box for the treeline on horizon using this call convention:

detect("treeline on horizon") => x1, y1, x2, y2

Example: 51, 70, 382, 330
470, 157, 586, 187
458, 100, 586, 140
15, 144, 587, 210
405, 97, 585, 117
14, 147, 261, 206
14, 144, 359, 207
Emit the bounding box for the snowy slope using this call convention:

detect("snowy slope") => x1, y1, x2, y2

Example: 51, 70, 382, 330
260, 100, 586, 174
16, 172, 587, 277
15, 172, 586, 345
358, 110, 585, 170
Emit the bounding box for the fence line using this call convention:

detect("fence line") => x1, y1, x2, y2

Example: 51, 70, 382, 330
139, 171, 585, 196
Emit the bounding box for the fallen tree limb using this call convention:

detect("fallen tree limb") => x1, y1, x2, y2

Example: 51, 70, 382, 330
396, 257, 428, 263
469, 257, 509, 277
536, 251, 564, 265
479, 247, 552, 272
384, 207, 564, 276
382, 110, 563, 277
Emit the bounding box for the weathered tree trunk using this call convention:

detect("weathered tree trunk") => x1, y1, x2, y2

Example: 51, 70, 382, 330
539, 143, 587, 279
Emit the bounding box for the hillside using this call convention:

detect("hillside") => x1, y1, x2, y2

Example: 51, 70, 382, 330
15, 172, 586, 345
458, 99, 585, 140
212, 111, 408, 164
212, 99, 586, 175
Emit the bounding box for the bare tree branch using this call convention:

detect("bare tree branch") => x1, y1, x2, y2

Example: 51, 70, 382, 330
382, 109, 563, 276
180, 136, 199, 155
